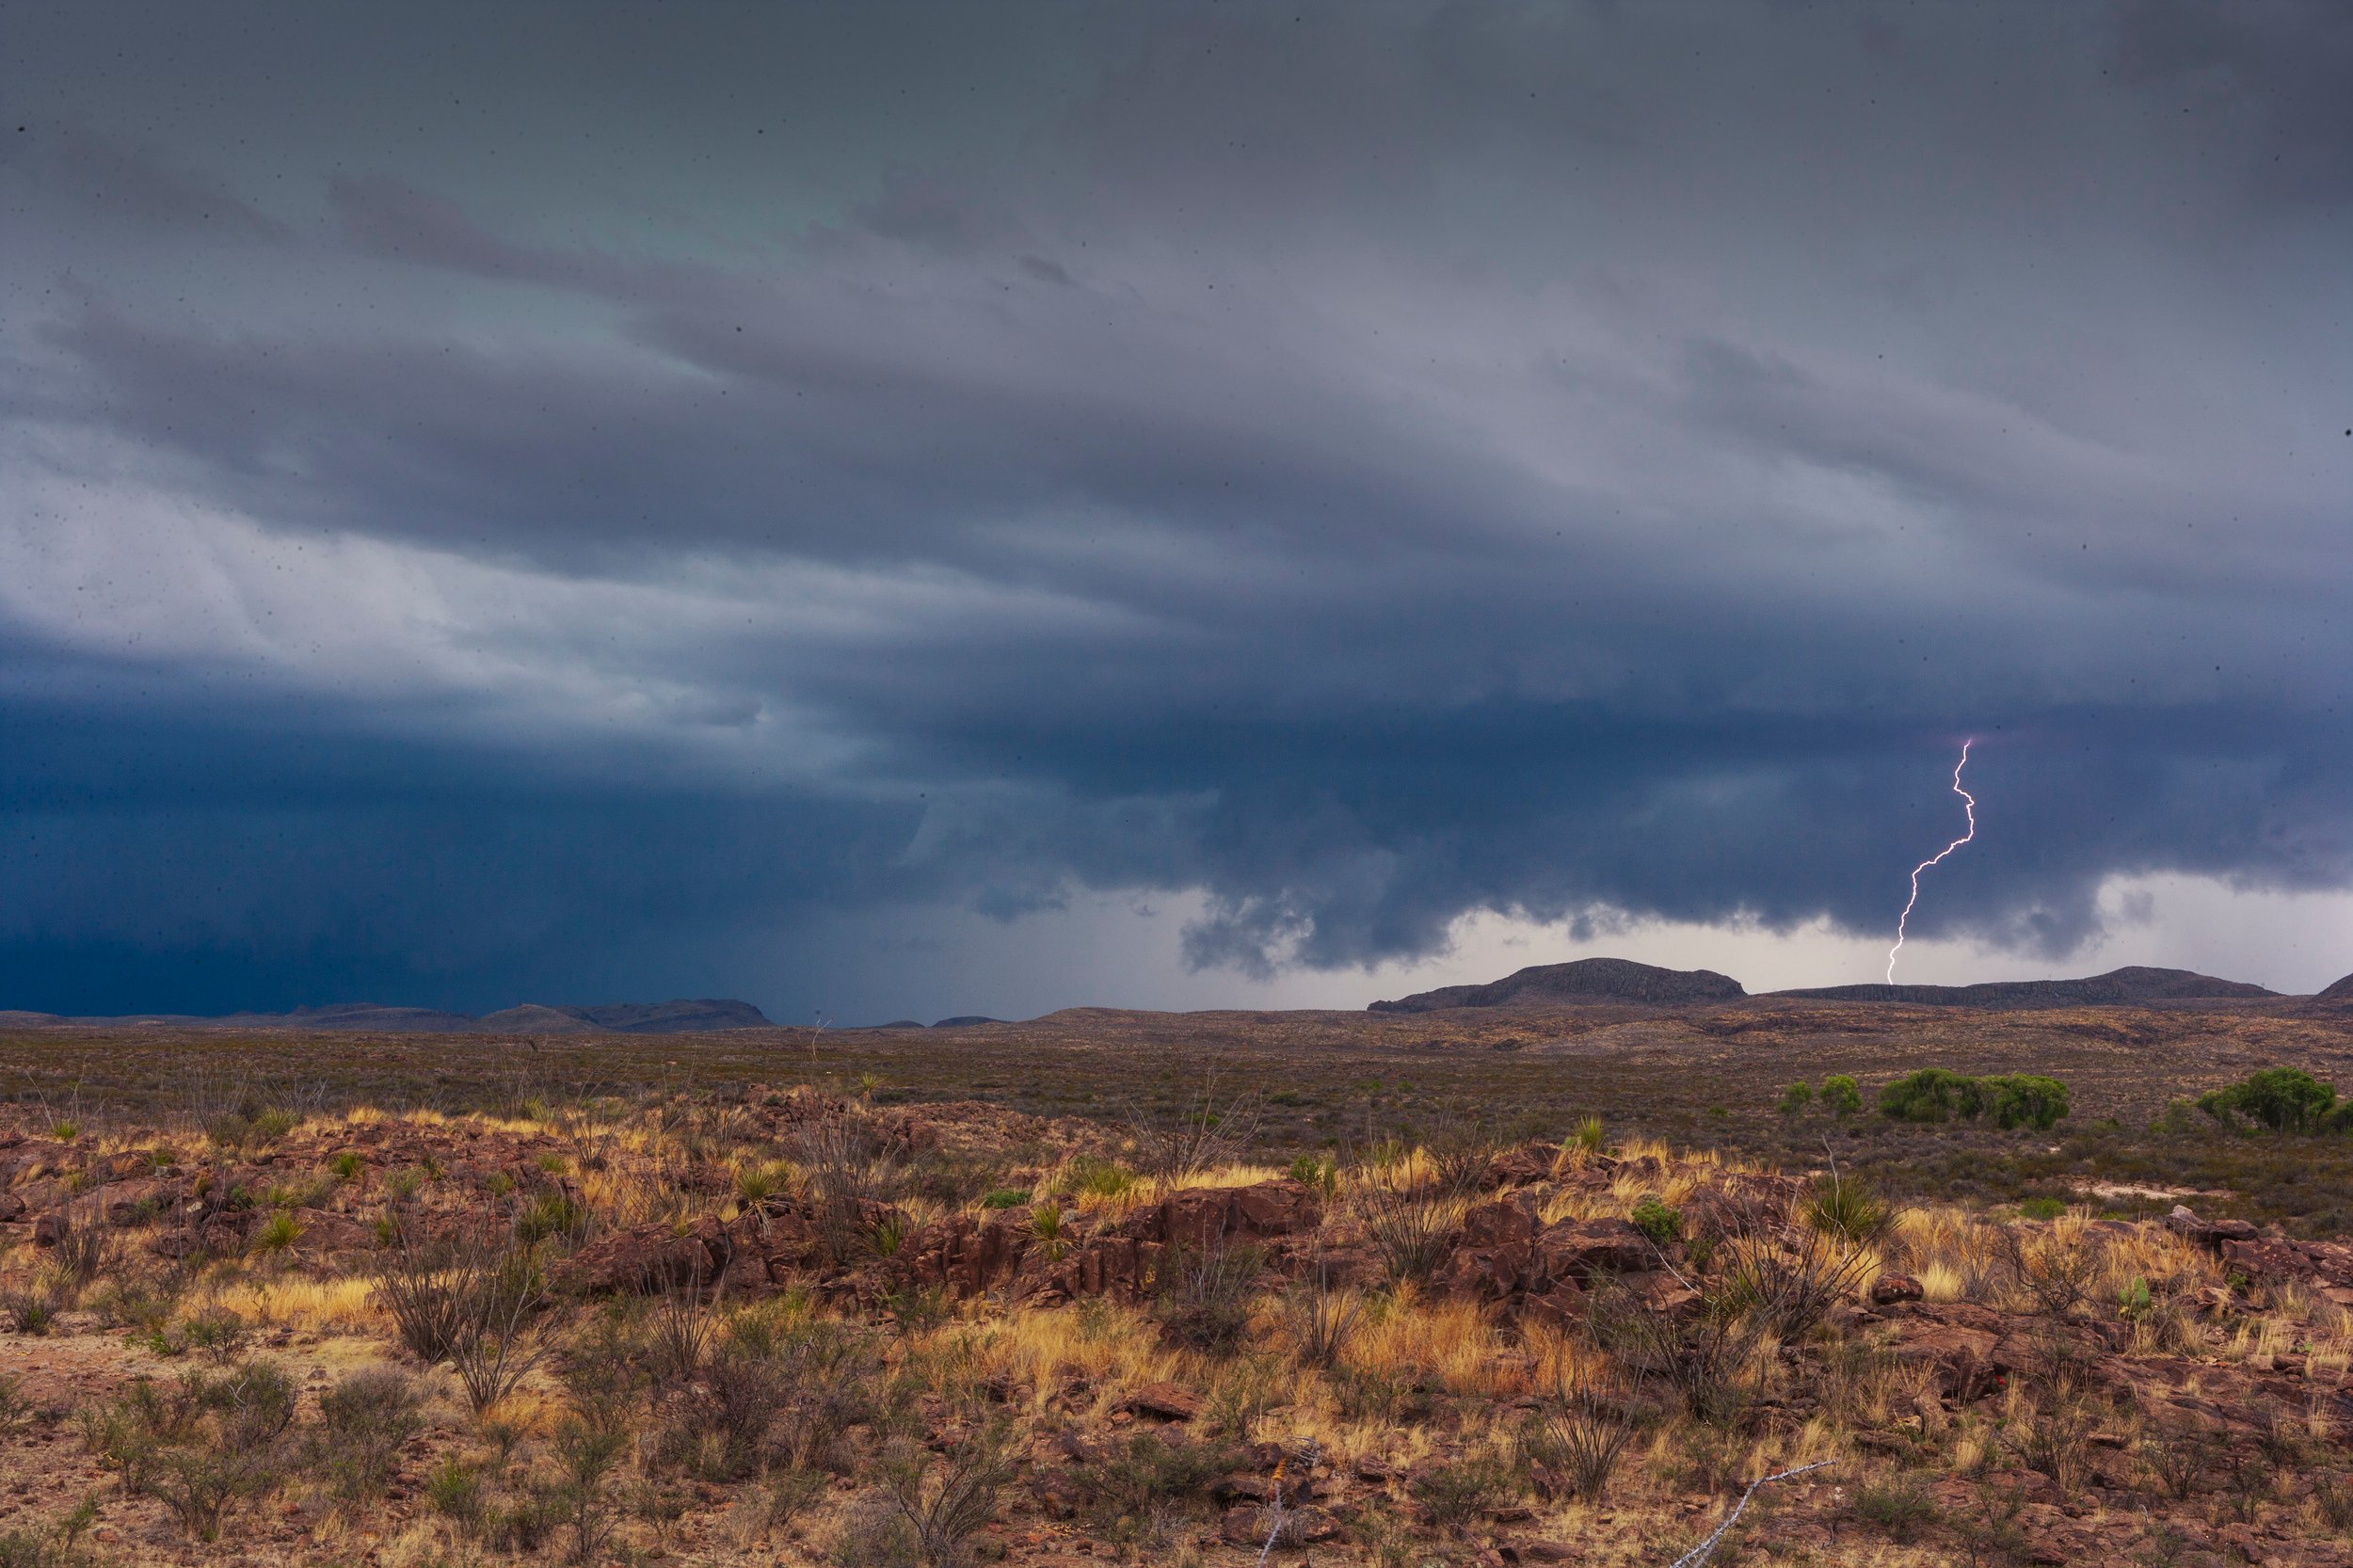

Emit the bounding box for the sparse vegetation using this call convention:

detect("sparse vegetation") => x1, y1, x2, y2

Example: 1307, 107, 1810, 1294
5, 1000, 2353, 1564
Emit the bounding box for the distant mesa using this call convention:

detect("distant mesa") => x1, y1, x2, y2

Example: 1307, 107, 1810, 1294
2311, 972, 2353, 1004
476, 1000, 774, 1034
1369, 957, 1748, 1014
865, 1019, 927, 1031
933, 1016, 1002, 1028
1775, 966, 2276, 1008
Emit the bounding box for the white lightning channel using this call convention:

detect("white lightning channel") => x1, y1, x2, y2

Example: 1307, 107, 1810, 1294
1886, 739, 1977, 984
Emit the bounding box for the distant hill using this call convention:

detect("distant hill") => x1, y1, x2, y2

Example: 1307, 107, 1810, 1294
0, 999, 773, 1033
1369, 958, 1748, 1014
933, 1016, 1002, 1028
2316, 972, 2353, 1002
1776, 966, 2276, 1008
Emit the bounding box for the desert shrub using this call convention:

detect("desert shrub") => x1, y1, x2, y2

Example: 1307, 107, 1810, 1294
1628, 1195, 1683, 1246
1721, 1223, 1885, 1339
1286, 1262, 1363, 1368
447, 1246, 557, 1412
755, 1317, 882, 1473
370, 1222, 557, 1409
252, 1211, 301, 1253
2200, 1067, 2338, 1133
1357, 1169, 1457, 1284
1425, 1113, 1507, 1197
3, 1280, 62, 1336
1588, 1279, 1758, 1425
47, 1208, 110, 1293
1520, 1380, 1639, 1504
734, 1160, 792, 1205
1804, 1169, 1892, 1243
1287, 1153, 1339, 1197
1856, 1477, 1938, 1541
1565, 1115, 1607, 1154
2006, 1397, 2096, 1494
646, 1273, 717, 1389
1130, 1067, 1262, 1184
880, 1424, 1016, 1568
2314, 1470, 2353, 1531
1776, 1081, 1814, 1117
1150, 1240, 1262, 1352
980, 1188, 1030, 1208
1077, 1431, 1242, 1522
308, 1368, 423, 1500
514, 1192, 590, 1248
1819, 1075, 1863, 1118
328, 1150, 364, 1181
1060, 1156, 1138, 1202
828, 1493, 922, 1568
1409, 1451, 1518, 1529
426, 1456, 487, 1529
794, 1117, 898, 1265
85, 1360, 298, 1541
548, 1418, 629, 1566
1991, 1224, 2103, 1319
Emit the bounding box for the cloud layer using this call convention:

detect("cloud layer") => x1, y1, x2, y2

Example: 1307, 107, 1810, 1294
3, 2, 2350, 1016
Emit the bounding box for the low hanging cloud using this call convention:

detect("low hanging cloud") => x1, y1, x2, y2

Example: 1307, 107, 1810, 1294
1, 2, 2349, 1015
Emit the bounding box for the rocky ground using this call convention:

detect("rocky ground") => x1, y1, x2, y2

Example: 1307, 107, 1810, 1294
6, 1018, 2353, 1566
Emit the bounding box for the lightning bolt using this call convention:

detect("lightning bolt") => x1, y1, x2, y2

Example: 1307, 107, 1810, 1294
1886, 738, 1977, 984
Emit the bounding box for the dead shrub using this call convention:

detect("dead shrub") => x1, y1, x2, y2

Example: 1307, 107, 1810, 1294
1356, 1171, 1457, 1285
880, 1422, 1016, 1568
1587, 1280, 1758, 1426
1149, 1239, 1262, 1353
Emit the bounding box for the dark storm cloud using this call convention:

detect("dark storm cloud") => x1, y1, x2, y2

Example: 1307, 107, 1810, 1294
1, 1, 2349, 1015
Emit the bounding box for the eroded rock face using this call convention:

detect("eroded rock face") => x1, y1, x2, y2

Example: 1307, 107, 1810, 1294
1144, 1179, 1321, 1252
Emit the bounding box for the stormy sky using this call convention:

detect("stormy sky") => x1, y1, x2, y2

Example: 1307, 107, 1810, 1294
4, 2, 2350, 1022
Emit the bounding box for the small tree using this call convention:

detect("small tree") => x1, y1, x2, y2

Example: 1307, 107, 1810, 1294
1975, 1074, 2071, 1131
1818, 1075, 1863, 1119
1776, 1082, 1814, 1117
1879, 1068, 1972, 1123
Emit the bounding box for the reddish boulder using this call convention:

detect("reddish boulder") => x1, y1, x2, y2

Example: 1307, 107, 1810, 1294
1532, 1217, 1652, 1283
1438, 1196, 1541, 1301
1481, 1141, 1561, 1190
103, 1179, 181, 1227
0, 1192, 24, 1223
1871, 1272, 1925, 1304
1120, 1381, 1205, 1421
32, 1210, 69, 1246
1887, 1303, 2004, 1400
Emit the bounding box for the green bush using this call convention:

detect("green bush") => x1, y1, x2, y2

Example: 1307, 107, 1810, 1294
1818, 1075, 1863, 1119
2198, 1067, 2337, 1133
1976, 1074, 2071, 1131
1879, 1068, 1973, 1123
1628, 1196, 1683, 1246
1776, 1081, 1814, 1117
979, 1188, 1031, 1209
1878, 1068, 2070, 1131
